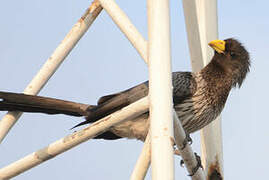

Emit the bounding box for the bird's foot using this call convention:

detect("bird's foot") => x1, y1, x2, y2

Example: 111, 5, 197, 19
188, 153, 203, 176
180, 153, 203, 176
179, 134, 192, 150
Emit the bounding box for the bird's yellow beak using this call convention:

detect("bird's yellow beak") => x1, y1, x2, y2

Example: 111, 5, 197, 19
208, 40, 226, 54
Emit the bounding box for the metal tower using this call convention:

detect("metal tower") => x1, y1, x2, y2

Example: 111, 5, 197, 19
0, 0, 223, 179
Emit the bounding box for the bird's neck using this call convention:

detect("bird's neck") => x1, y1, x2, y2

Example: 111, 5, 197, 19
191, 59, 232, 118
199, 58, 233, 89
194, 59, 233, 106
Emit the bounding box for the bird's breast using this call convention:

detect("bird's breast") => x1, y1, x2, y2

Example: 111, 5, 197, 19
175, 90, 225, 134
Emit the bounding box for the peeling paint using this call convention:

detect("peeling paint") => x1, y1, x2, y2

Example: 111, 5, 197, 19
89, 0, 101, 14
81, 0, 102, 22
35, 147, 54, 161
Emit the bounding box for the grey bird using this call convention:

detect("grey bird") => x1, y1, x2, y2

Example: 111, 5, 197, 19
0, 38, 250, 141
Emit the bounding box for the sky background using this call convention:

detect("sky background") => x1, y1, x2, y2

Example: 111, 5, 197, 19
0, 0, 268, 179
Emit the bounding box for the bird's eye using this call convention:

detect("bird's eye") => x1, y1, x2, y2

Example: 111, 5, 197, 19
230, 51, 236, 57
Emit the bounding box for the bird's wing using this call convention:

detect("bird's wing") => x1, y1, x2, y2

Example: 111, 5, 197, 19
85, 72, 196, 139
97, 94, 120, 105
172, 72, 196, 104
73, 81, 149, 128
76, 72, 196, 127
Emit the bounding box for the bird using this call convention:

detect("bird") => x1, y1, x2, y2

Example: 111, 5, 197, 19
0, 38, 250, 141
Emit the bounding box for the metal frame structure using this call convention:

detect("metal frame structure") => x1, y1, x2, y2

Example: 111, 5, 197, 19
0, 0, 223, 179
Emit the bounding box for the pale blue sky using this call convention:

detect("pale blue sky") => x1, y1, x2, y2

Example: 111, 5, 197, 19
0, 0, 268, 179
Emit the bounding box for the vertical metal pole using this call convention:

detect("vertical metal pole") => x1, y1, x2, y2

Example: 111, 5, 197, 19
197, 1, 224, 178
182, 0, 223, 178
147, 0, 174, 179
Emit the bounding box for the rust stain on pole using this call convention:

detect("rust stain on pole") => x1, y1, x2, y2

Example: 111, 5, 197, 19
89, 0, 102, 13
207, 156, 223, 180
81, 0, 102, 22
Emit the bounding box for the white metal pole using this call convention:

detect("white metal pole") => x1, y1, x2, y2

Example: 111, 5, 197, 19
182, 0, 223, 178
130, 133, 151, 180
198, 0, 223, 177
0, 97, 149, 180
147, 0, 174, 179
98, 0, 148, 63
0, 0, 103, 143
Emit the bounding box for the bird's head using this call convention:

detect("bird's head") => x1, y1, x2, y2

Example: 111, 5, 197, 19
209, 38, 250, 88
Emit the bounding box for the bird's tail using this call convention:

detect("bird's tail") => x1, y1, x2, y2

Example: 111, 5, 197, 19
0, 91, 93, 117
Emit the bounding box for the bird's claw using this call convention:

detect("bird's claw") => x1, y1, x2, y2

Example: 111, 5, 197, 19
180, 153, 203, 176
188, 153, 203, 176
180, 159, 185, 167
179, 134, 192, 150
